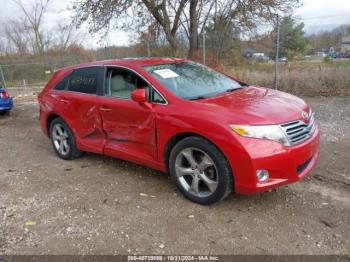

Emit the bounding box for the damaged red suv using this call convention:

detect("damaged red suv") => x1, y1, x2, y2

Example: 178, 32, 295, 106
38, 58, 319, 204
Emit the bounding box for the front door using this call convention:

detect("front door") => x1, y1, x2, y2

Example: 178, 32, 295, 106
98, 67, 157, 164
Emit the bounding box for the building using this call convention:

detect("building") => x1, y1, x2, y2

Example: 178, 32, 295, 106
341, 36, 350, 53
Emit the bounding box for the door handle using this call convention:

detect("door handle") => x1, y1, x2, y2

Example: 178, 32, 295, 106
100, 106, 112, 112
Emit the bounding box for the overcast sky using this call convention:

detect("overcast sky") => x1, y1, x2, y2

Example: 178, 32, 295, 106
295, 0, 350, 32
1, 0, 350, 49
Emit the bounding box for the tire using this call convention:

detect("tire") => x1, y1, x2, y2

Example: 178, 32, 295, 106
169, 136, 233, 205
0, 110, 9, 116
49, 118, 83, 160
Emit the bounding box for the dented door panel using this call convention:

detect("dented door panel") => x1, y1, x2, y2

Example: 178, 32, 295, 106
60, 92, 105, 154
98, 97, 157, 162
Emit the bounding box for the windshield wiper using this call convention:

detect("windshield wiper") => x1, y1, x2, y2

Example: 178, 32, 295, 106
189, 87, 243, 100
189, 95, 207, 101
224, 87, 243, 93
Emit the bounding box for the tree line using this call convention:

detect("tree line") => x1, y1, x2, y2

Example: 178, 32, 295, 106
0, 0, 82, 57
1, 0, 349, 65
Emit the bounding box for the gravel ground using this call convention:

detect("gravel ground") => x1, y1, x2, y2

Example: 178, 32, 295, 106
0, 96, 349, 255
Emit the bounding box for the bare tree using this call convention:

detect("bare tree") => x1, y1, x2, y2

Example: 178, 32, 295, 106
5, 0, 84, 56
308, 25, 350, 52
4, 18, 33, 55
73, 0, 188, 56
73, 0, 300, 58
0, 36, 6, 56
52, 23, 83, 52
12, 0, 52, 55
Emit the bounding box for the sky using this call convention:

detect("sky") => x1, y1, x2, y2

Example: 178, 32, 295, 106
0, 0, 350, 49
295, 0, 350, 33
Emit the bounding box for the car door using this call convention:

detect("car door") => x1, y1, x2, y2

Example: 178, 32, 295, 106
98, 66, 159, 164
53, 66, 105, 154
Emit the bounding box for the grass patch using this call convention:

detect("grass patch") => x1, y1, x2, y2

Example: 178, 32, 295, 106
229, 60, 350, 96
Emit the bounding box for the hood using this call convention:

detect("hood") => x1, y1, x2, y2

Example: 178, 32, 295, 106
195, 86, 309, 125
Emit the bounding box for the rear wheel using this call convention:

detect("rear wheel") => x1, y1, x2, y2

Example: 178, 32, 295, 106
169, 136, 233, 205
49, 118, 83, 160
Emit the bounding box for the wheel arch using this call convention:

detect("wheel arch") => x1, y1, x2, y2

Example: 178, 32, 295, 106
163, 132, 233, 177
46, 113, 64, 137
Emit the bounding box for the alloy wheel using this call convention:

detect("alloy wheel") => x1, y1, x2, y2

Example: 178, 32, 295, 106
174, 147, 219, 198
52, 123, 70, 156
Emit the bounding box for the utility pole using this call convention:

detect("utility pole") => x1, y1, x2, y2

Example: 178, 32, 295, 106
202, 28, 206, 65
273, 14, 280, 90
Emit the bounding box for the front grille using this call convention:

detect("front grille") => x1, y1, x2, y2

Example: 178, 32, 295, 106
296, 157, 313, 173
280, 112, 316, 145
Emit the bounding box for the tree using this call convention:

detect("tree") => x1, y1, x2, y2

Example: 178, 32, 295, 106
279, 16, 309, 59
12, 0, 52, 55
4, 19, 31, 55
205, 15, 240, 63
5, 0, 83, 56
308, 25, 350, 52
0, 32, 7, 56
53, 24, 83, 53
72, 0, 300, 58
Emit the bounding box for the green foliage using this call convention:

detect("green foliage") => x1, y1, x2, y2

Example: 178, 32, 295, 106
279, 16, 309, 60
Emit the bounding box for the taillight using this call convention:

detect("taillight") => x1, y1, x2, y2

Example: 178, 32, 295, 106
0, 91, 9, 99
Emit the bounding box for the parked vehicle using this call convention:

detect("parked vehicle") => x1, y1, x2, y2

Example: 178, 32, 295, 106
38, 58, 320, 204
316, 51, 327, 58
329, 51, 340, 59
252, 53, 270, 62
0, 86, 13, 115
279, 57, 288, 62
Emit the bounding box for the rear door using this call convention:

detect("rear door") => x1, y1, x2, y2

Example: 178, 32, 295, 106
98, 66, 159, 163
53, 66, 105, 154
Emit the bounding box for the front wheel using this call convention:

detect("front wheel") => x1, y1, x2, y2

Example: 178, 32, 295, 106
169, 136, 233, 205
50, 118, 83, 160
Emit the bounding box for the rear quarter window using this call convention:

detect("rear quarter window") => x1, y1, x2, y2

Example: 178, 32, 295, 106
54, 75, 69, 91
68, 67, 101, 94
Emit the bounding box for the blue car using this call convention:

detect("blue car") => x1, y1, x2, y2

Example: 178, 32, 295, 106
0, 87, 13, 115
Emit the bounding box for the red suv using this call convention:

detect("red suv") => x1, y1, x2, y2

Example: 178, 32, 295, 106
38, 58, 320, 204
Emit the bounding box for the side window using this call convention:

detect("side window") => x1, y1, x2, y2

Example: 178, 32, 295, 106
105, 68, 148, 99
54, 75, 69, 91
152, 89, 166, 104
147, 88, 166, 104
105, 67, 166, 104
68, 67, 100, 94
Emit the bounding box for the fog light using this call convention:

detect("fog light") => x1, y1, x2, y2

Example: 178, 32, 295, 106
256, 170, 269, 182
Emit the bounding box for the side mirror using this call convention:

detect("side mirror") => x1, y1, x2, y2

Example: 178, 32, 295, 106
131, 88, 152, 109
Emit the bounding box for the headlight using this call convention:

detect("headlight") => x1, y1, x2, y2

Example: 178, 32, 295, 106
230, 124, 290, 146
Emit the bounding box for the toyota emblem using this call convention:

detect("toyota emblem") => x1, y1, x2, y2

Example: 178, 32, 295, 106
302, 111, 309, 120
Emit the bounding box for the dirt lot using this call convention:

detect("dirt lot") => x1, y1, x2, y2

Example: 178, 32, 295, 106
0, 96, 349, 255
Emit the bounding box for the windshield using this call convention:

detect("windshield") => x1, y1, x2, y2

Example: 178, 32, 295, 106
143, 62, 244, 100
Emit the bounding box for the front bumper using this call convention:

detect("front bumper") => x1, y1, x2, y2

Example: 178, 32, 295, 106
232, 125, 320, 194
0, 97, 13, 110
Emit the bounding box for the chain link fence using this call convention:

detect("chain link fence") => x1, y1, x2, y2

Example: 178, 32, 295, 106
0, 49, 124, 97
0, 56, 84, 97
